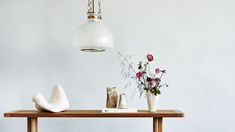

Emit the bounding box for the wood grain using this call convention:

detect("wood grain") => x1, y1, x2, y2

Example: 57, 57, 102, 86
4, 110, 184, 118
153, 118, 163, 132
27, 117, 38, 132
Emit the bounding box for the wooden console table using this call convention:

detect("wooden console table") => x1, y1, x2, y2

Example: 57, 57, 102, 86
4, 110, 184, 132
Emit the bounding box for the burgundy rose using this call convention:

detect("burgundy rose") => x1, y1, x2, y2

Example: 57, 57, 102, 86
147, 77, 152, 82
146, 54, 154, 62
154, 78, 161, 83
155, 68, 160, 74
136, 71, 143, 79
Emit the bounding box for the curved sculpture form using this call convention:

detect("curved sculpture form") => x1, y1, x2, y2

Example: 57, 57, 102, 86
32, 85, 69, 112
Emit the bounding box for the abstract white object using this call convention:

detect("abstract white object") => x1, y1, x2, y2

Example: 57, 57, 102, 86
32, 85, 69, 112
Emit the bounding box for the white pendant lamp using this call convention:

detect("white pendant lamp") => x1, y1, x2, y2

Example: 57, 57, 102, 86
73, 0, 113, 52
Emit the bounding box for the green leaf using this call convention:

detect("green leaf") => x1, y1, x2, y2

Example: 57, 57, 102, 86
156, 89, 161, 95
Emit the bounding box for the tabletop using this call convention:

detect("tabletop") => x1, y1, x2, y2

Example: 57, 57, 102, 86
4, 110, 184, 118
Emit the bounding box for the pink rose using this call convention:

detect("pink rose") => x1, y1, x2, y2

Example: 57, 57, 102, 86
155, 68, 160, 74
148, 81, 153, 86
147, 54, 154, 61
136, 71, 143, 78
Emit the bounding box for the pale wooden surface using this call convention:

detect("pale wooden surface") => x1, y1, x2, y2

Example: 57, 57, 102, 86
4, 110, 184, 118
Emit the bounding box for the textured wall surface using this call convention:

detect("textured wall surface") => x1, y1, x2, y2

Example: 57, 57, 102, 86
0, 0, 235, 132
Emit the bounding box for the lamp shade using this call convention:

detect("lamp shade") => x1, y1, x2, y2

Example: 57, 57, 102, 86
73, 19, 113, 52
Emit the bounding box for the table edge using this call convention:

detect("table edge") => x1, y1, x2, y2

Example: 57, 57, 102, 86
4, 110, 184, 118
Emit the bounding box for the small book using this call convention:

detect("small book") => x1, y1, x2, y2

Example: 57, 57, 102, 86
101, 108, 138, 113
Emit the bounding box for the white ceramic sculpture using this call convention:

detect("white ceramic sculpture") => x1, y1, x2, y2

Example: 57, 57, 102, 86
32, 85, 69, 112
118, 94, 127, 109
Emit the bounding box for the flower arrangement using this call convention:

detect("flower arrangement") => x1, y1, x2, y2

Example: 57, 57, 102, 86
119, 53, 168, 97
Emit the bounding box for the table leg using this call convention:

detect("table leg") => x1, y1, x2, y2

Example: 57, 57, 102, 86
153, 118, 163, 132
27, 117, 38, 132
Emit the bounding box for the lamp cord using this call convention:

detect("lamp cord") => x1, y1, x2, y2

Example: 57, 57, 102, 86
98, 0, 102, 15
87, 0, 101, 15
87, 0, 94, 13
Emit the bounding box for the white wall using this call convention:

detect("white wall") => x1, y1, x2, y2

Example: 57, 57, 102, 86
0, 0, 235, 132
